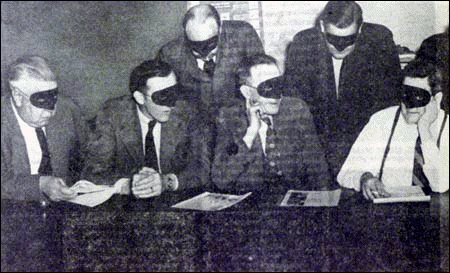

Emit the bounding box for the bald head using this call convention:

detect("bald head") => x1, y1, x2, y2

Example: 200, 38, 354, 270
183, 4, 220, 41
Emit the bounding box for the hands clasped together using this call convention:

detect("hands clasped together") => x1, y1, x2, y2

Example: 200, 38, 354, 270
132, 167, 178, 198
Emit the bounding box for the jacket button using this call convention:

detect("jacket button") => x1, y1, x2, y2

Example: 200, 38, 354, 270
269, 161, 276, 167
268, 143, 275, 149
277, 170, 283, 176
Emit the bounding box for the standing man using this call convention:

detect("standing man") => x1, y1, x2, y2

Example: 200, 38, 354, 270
284, 1, 402, 177
2, 55, 87, 203
157, 4, 264, 112
82, 60, 212, 198
212, 54, 333, 194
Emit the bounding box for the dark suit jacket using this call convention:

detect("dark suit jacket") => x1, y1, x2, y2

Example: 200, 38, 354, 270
1, 95, 88, 201
157, 20, 264, 110
284, 23, 402, 174
211, 97, 333, 194
81, 96, 212, 190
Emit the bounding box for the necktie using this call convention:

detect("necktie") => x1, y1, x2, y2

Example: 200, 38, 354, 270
412, 136, 432, 195
35, 127, 52, 175
203, 59, 215, 77
144, 120, 159, 171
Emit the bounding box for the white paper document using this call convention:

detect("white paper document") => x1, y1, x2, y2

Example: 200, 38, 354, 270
373, 185, 430, 204
280, 189, 342, 207
66, 178, 130, 207
171, 192, 252, 211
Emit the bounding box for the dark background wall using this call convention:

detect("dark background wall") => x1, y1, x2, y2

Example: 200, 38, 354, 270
1, 1, 187, 119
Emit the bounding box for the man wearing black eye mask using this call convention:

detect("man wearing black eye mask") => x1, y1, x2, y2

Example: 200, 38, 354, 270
82, 60, 212, 199
212, 54, 333, 194
284, 1, 402, 178
338, 64, 449, 199
157, 4, 264, 111
2, 55, 88, 204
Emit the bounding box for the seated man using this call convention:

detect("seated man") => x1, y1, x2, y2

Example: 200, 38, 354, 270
337, 64, 449, 200
2, 55, 87, 204
211, 54, 333, 194
82, 60, 212, 198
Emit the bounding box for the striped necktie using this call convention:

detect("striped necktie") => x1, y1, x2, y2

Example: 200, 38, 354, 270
412, 136, 432, 194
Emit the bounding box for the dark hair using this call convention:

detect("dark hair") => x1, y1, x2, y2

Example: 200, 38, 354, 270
319, 1, 363, 29
129, 60, 172, 94
182, 4, 221, 29
236, 54, 278, 87
403, 29, 449, 112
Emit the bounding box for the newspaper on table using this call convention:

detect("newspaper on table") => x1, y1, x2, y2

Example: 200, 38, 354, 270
66, 178, 130, 207
280, 188, 342, 207
171, 192, 252, 211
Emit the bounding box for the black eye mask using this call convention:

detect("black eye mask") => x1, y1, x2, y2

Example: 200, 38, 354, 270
151, 84, 178, 107
187, 35, 219, 58
401, 85, 431, 109
325, 33, 358, 51
257, 77, 283, 99
29, 88, 58, 110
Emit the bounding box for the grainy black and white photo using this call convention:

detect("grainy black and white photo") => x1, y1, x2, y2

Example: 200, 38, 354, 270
1, 1, 448, 271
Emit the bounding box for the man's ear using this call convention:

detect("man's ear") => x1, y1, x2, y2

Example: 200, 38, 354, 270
240, 85, 253, 100
319, 20, 326, 33
10, 86, 23, 107
133, 91, 145, 105
357, 23, 363, 35
434, 92, 443, 106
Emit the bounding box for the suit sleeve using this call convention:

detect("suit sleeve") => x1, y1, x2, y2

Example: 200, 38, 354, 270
242, 21, 265, 56
66, 99, 90, 185
283, 32, 313, 98
293, 102, 333, 190
365, 25, 402, 111
211, 111, 264, 192
172, 112, 214, 190
81, 108, 121, 185
1, 150, 42, 201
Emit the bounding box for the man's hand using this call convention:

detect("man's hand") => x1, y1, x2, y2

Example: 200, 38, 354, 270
361, 175, 391, 200
418, 92, 442, 141
243, 100, 262, 148
131, 167, 162, 198
39, 176, 77, 201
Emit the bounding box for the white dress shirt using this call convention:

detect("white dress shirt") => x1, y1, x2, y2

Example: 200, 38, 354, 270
11, 98, 43, 175
337, 106, 449, 193
332, 57, 344, 97
196, 54, 217, 71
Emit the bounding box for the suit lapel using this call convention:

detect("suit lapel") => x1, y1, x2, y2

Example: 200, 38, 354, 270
4, 99, 32, 173
117, 103, 144, 168
182, 42, 211, 82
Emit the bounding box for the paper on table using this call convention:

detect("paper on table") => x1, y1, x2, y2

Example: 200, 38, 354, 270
67, 178, 130, 207
280, 188, 342, 207
171, 192, 252, 211
373, 185, 430, 203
